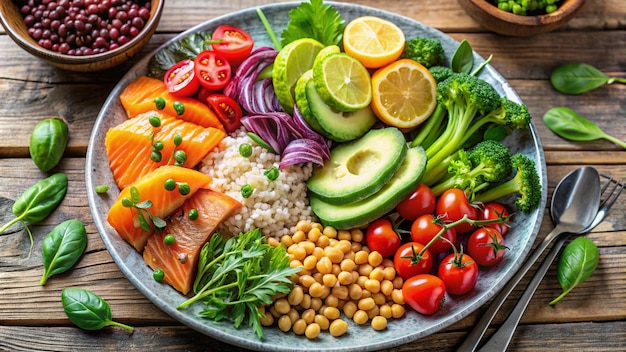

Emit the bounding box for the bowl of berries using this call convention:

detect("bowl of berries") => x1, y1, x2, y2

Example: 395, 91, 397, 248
0, 0, 164, 71
458, 0, 588, 36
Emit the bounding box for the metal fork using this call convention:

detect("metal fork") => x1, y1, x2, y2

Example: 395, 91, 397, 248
473, 174, 624, 352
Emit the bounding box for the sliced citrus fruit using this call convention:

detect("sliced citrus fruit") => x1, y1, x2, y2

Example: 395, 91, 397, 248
313, 44, 341, 68
272, 38, 324, 114
343, 16, 406, 69
313, 52, 372, 112
371, 59, 438, 129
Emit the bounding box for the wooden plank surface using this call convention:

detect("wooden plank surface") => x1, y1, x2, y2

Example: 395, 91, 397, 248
1, 0, 625, 351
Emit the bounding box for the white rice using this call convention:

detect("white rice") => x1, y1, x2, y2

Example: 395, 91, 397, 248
200, 129, 316, 239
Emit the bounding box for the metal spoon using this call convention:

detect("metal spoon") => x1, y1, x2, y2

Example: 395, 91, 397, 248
457, 166, 602, 352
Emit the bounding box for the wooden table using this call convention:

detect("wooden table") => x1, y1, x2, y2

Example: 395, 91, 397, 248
1, 1, 625, 351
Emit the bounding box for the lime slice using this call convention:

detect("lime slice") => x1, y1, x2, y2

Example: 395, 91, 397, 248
313, 52, 372, 112
294, 69, 326, 135
313, 45, 341, 68
272, 38, 324, 114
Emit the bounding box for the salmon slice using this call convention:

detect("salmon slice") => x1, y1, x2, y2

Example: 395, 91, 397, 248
143, 189, 242, 295
107, 165, 213, 251
119, 75, 224, 130
105, 110, 226, 189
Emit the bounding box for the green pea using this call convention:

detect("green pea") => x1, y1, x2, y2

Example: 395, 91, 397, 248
264, 166, 280, 181
173, 134, 183, 146
94, 185, 109, 194
173, 101, 185, 116
29, 117, 69, 172
239, 143, 253, 157
153, 141, 164, 151
188, 209, 199, 220
178, 182, 191, 196
241, 184, 253, 198
174, 150, 187, 166
149, 115, 161, 127
154, 97, 166, 110
153, 269, 165, 282
121, 197, 134, 208
163, 234, 176, 246
150, 151, 162, 162
164, 178, 177, 191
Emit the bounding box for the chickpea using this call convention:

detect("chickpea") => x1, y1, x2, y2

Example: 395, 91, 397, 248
267, 236, 280, 248
331, 263, 342, 276
311, 222, 323, 231
366, 305, 380, 319
278, 315, 292, 332
352, 310, 369, 325
371, 316, 388, 331
364, 279, 381, 293
299, 274, 316, 288
391, 303, 406, 319
323, 226, 338, 239
287, 308, 300, 325
349, 283, 363, 300
380, 279, 395, 296
280, 234, 294, 247
308, 227, 322, 242
382, 266, 397, 281
305, 323, 321, 339
290, 245, 307, 261
369, 267, 385, 281
372, 292, 387, 306
337, 271, 354, 285
314, 314, 330, 330
379, 304, 393, 319
331, 285, 349, 300
325, 247, 344, 263
323, 306, 341, 320
323, 273, 338, 287
312, 246, 324, 260
316, 257, 333, 274
300, 294, 312, 309
296, 220, 312, 233
342, 301, 358, 318
274, 298, 291, 315
337, 229, 351, 241
358, 297, 376, 311
368, 251, 384, 267
292, 318, 307, 335
301, 308, 316, 324
329, 319, 349, 337
351, 228, 364, 242
260, 312, 274, 326
324, 294, 339, 308
316, 235, 330, 248
292, 230, 306, 243
340, 258, 356, 272
310, 297, 323, 311
288, 286, 304, 306
354, 250, 369, 265
303, 255, 318, 271
336, 239, 352, 253
391, 289, 405, 305
309, 282, 325, 298
300, 240, 316, 255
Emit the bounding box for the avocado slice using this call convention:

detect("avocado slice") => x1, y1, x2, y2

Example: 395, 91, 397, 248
306, 127, 407, 205
310, 146, 428, 230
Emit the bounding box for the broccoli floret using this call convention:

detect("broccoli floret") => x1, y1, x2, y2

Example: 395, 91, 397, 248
431, 140, 512, 196
400, 36, 446, 68
462, 97, 531, 142
473, 153, 542, 212
429, 66, 455, 83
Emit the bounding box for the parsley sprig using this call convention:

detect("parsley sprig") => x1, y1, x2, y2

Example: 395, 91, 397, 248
177, 228, 300, 339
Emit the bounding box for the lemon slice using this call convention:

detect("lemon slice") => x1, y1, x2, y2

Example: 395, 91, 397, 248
272, 38, 324, 114
313, 52, 372, 112
343, 16, 406, 69
370, 59, 437, 129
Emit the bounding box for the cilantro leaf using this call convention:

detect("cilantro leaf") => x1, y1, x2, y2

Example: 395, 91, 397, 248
280, 0, 345, 47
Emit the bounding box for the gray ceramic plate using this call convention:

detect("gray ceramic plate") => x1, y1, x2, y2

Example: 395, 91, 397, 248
86, 2, 547, 351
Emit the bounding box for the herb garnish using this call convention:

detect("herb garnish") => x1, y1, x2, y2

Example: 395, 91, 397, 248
280, 0, 345, 47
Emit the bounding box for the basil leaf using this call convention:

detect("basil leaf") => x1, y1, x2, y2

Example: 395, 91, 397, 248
40, 219, 87, 285
451, 39, 474, 75
29, 118, 69, 172
549, 237, 599, 305
543, 107, 626, 148
550, 63, 610, 95
61, 288, 134, 331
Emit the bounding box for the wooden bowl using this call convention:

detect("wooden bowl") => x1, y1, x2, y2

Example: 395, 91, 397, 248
0, 0, 164, 72
457, 0, 588, 36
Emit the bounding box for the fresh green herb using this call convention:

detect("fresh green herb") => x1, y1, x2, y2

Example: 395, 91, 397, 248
61, 288, 134, 331
177, 229, 300, 339
40, 219, 87, 285
543, 107, 626, 149
94, 184, 109, 194
280, 0, 345, 47
549, 237, 599, 305
163, 234, 176, 246
264, 166, 280, 181
164, 178, 177, 191
153, 269, 165, 282
0, 173, 68, 255
246, 132, 275, 153
29, 117, 69, 172
188, 209, 199, 220
550, 62, 626, 95
148, 31, 213, 79
239, 143, 253, 157
120, 186, 167, 232
241, 184, 254, 198
154, 97, 166, 110
173, 101, 185, 116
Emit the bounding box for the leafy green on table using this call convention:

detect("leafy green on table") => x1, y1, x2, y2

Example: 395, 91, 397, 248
0, 173, 68, 256
549, 237, 599, 305
279, 0, 345, 48
147, 31, 213, 79
29, 117, 69, 172
61, 288, 134, 331
543, 107, 626, 149
177, 228, 300, 339
40, 219, 87, 285
550, 62, 626, 95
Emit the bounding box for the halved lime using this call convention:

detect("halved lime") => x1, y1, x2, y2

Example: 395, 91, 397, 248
313, 52, 372, 112
272, 38, 324, 114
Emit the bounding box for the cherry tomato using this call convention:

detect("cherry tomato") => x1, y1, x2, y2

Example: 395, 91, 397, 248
205, 94, 243, 132
402, 274, 446, 315
194, 50, 232, 90
467, 227, 508, 267
211, 25, 254, 68
479, 202, 510, 235
436, 188, 478, 234
438, 252, 478, 295
396, 183, 436, 220
393, 242, 433, 281
163, 59, 200, 97
410, 214, 457, 255
196, 85, 218, 104
365, 218, 401, 257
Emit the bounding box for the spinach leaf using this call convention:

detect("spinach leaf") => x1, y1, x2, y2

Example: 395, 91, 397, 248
550, 62, 626, 95
543, 107, 626, 148
550, 237, 599, 305
451, 39, 474, 75
61, 288, 134, 331
40, 219, 87, 285
147, 31, 213, 80
29, 117, 69, 172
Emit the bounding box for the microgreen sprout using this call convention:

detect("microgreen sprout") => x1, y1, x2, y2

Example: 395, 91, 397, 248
120, 186, 167, 232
